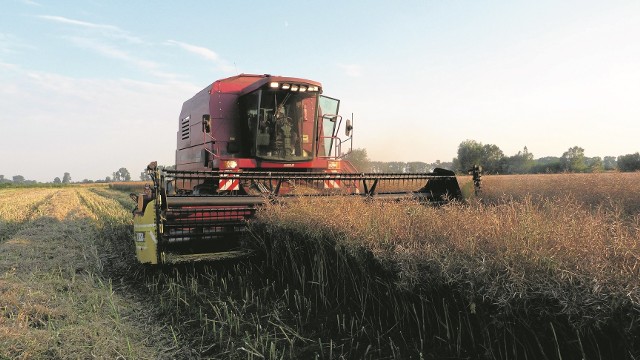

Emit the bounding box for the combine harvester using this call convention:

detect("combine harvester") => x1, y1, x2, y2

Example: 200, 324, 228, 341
132, 74, 464, 264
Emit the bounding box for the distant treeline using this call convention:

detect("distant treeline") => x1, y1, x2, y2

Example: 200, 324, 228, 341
0, 166, 141, 186
453, 140, 640, 174
368, 160, 454, 173
345, 142, 640, 174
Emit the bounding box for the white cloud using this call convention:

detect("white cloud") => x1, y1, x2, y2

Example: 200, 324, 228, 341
32, 17, 188, 80
20, 0, 41, 5
0, 33, 35, 54
166, 40, 219, 61
0, 61, 19, 71
0, 68, 201, 182
166, 40, 236, 73
37, 15, 143, 44
66, 36, 160, 70
37, 15, 107, 28
61, 36, 183, 80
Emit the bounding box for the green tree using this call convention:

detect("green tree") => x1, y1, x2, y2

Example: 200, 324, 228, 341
603, 156, 617, 171
531, 157, 562, 173
387, 162, 406, 173
53, 177, 61, 184
482, 144, 505, 174
431, 160, 454, 171
505, 146, 535, 174
561, 146, 587, 173
617, 153, 640, 172
454, 140, 504, 173
406, 161, 430, 173
587, 157, 604, 173
12, 175, 24, 183
112, 168, 131, 182
122, 168, 131, 181
62, 172, 71, 184
344, 148, 371, 172
369, 161, 390, 173
140, 171, 151, 181
454, 140, 485, 171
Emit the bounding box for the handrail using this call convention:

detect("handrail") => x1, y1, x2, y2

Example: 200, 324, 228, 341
317, 135, 342, 159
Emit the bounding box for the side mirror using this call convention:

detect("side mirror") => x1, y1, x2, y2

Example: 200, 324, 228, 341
202, 114, 211, 133
345, 119, 353, 137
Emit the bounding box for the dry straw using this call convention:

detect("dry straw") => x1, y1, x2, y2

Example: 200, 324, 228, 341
0, 187, 176, 359
249, 172, 640, 357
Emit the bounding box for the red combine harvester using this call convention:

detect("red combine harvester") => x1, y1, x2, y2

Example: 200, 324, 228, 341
132, 74, 462, 264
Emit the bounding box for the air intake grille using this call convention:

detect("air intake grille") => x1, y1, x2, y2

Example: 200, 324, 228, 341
181, 116, 190, 140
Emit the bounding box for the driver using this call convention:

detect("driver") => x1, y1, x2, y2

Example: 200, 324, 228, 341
275, 105, 304, 156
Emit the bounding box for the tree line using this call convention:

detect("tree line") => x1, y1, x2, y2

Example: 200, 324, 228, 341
453, 140, 639, 174
1, 167, 137, 185
344, 142, 640, 174
0, 165, 177, 186
344, 149, 454, 173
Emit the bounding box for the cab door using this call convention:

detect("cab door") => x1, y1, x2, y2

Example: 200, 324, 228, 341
317, 95, 340, 157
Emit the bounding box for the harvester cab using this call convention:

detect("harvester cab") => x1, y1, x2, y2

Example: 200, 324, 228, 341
132, 74, 464, 264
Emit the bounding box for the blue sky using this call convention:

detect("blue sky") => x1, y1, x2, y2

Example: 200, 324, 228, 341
1, 0, 639, 182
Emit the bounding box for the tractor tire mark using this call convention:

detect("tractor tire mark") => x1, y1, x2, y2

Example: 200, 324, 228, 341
0, 189, 60, 242
89, 187, 135, 213
74, 189, 99, 220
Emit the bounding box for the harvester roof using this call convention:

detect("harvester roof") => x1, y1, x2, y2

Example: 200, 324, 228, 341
212, 74, 323, 95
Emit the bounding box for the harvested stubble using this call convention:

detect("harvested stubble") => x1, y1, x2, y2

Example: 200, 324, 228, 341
0, 188, 59, 241
0, 187, 177, 359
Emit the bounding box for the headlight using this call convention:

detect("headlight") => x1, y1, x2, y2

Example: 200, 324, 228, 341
223, 160, 238, 169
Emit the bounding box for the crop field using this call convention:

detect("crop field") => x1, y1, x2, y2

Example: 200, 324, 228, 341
1, 172, 639, 359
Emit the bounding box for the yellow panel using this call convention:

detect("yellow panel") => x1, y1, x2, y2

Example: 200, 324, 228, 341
133, 200, 159, 264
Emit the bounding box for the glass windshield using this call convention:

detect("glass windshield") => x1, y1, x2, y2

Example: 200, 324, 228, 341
317, 95, 340, 157
251, 89, 317, 161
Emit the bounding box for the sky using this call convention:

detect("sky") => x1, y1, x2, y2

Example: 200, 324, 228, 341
1, 0, 639, 182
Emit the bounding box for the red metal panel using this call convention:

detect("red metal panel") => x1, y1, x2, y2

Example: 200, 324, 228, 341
213, 74, 264, 94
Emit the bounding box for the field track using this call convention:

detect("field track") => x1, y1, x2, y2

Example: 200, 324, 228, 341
0, 188, 176, 359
